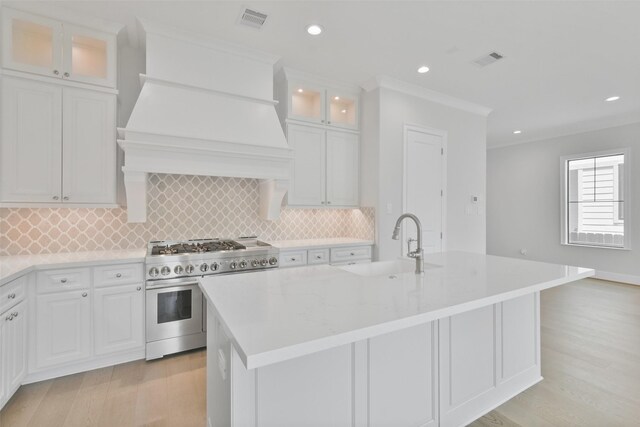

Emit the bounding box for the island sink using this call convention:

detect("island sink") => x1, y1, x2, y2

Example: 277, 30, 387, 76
199, 251, 594, 427
339, 258, 440, 277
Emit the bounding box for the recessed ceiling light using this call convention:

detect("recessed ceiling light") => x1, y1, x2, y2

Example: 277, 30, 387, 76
341, 109, 347, 114
334, 96, 340, 100
297, 88, 303, 93
605, 96, 620, 102
306, 24, 323, 36
513, 130, 522, 134
417, 65, 430, 74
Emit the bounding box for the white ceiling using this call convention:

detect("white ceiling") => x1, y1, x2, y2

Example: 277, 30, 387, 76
14, 0, 640, 147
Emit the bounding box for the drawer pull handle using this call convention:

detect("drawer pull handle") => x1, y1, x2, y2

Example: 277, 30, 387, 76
60, 278, 68, 283
316, 255, 322, 259
350, 252, 355, 256
116, 273, 122, 278
8, 293, 16, 299
82, 292, 88, 297
290, 257, 296, 261
136, 286, 142, 291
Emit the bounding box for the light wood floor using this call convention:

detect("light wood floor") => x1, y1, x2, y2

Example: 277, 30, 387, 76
1, 278, 638, 427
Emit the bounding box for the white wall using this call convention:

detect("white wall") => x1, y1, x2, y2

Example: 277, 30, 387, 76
362, 87, 487, 261
487, 122, 640, 280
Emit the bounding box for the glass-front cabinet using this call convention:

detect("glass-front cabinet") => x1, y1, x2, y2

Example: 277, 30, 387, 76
2, 8, 117, 88
327, 90, 359, 129
285, 78, 360, 130
289, 82, 325, 124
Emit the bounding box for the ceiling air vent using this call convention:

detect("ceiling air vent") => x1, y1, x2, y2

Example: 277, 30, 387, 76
238, 8, 268, 29
473, 51, 504, 67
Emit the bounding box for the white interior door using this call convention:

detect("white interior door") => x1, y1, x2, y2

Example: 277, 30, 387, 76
403, 126, 445, 255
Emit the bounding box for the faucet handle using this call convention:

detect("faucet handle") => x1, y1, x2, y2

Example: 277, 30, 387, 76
407, 237, 417, 255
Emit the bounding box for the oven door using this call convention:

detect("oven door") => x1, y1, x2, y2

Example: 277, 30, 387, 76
146, 281, 204, 342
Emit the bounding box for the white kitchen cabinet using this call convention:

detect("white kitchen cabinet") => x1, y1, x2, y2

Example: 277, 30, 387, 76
287, 124, 359, 208
35, 289, 91, 370
0, 77, 62, 202
0, 319, 4, 406
93, 283, 144, 356
277, 68, 360, 131
279, 244, 373, 269
62, 87, 116, 203
2, 301, 27, 400
2, 8, 117, 88
287, 124, 325, 206
0, 76, 117, 205
439, 294, 541, 427
326, 130, 359, 207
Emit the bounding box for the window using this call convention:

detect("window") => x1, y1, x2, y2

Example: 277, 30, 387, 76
561, 150, 629, 249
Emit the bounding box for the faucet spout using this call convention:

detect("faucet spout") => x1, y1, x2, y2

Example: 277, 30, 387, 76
391, 213, 424, 274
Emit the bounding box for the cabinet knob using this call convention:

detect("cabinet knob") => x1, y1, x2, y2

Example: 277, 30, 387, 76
327, 201, 332, 204
321, 119, 325, 123
52, 196, 59, 200
350, 252, 355, 256
328, 121, 331, 124
82, 292, 88, 297
63, 72, 70, 78
8, 293, 16, 299
53, 69, 60, 75
136, 286, 142, 291
60, 278, 67, 283
5, 314, 13, 321
12, 311, 18, 318
116, 273, 122, 278
290, 257, 296, 261
321, 201, 325, 204
316, 255, 322, 259
63, 196, 69, 201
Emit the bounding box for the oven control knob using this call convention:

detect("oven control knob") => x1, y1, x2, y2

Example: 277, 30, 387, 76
260, 259, 268, 266
269, 257, 278, 265
149, 267, 159, 277
251, 260, 259, 267
200, 263, 209, 272
210, 262, 219, 271
239, 260, 247, 269
185, 264, 194, 274
161, 266, 171, 276
229, 261, 237, 270
174, 265, 184, 275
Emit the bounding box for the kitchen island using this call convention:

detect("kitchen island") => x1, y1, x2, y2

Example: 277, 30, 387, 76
199, 251, 593, 427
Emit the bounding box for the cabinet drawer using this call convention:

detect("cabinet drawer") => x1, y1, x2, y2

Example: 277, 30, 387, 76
36, 268, 90, 294
330, 246, 372, 263
94, 263, 143, 288
0, 275, 27, 313
279, 250, 308, 268
308, 248, 330, 265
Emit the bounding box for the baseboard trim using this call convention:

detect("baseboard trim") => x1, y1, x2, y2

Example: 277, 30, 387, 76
23, 348, 145, 384
594, 270, 640, 286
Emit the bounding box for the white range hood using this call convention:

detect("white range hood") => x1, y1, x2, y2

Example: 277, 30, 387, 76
118, 20, 292, 222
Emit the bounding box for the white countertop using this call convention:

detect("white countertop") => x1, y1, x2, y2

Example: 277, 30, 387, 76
268, 238, 373, 250
200, 251, 593, 370
0, 249, 146, 285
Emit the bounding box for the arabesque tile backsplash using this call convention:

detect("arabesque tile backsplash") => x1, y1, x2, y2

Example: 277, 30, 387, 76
0, 174, 375, 256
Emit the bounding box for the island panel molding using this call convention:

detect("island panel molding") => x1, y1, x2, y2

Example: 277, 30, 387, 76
0, 174, 375, 256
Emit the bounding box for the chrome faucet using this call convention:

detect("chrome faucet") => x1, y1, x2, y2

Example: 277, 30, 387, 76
392, 213, 424, 274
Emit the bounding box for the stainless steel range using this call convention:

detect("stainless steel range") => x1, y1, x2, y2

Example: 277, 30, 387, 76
145, 237, 279, 360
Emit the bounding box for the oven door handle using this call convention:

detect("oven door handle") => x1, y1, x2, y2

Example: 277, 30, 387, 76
145, 280, 200, 290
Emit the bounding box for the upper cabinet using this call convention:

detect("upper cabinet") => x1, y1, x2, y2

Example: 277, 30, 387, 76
2, 8, 117, 88
276, 68, 360, 131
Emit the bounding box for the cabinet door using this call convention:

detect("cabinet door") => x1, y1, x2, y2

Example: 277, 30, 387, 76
287, 124, 326, 206
62, 88, 116, 203
62, 24, 117, 88
0, 313, 5, 406
326, 131, 359, 206
288, 82, 325, 125
2, 301, 27, 395
1, 77, 63, 202
35, 291, 91, 369
1, 8, 64, 78
94, 283, 144, 356
326, 89, 359, 130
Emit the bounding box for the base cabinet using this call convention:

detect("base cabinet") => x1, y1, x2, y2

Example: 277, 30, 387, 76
35, 290, 91, 370
93, 283, 144, 355
1, 300, 27, 407
208, 292, 541, 427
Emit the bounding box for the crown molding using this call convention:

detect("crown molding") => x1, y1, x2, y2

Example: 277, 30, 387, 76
361, 75, 492, 117
488, 112, 640, 150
